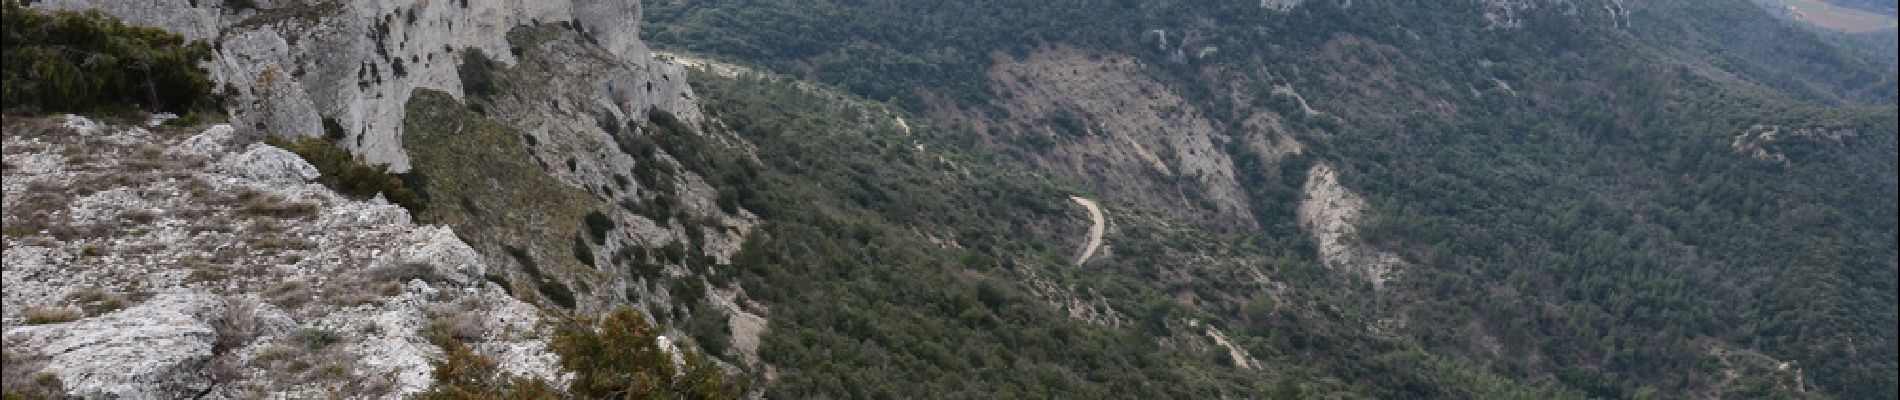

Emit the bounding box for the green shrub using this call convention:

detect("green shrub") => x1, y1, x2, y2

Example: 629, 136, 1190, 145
482, 273, 514, 296
321, 117, 348, 140
502, 244, 540, 277
570, 235, 595, 267
294, 328, 341, 350
457, 49, 500, 99
266, 136, 424, 212
552, 307, 736, 399
583, 211, 614, 245
418, 326, 560, 400
2, 2, 219, 114
596, 113, 622, 135
683, 304, 731, 357
1045, 110, 1089, 137
1, 372, 66, 400
669, 278, 705, 306
537, 280, 577, 309
647, 108, 690, 136
628, 258, 665, 282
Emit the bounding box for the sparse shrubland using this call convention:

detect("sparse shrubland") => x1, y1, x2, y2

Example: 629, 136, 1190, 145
420, 308, 739, 399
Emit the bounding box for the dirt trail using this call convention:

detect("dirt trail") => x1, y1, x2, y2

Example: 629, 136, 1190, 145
1070, 196, 1105, 266
1205, 326, 1257, 370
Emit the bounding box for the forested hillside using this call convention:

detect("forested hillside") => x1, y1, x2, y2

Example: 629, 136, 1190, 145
5, 0, 1890, 398
645, 0, 1899, 398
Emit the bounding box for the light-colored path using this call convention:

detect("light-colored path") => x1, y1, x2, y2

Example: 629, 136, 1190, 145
1205, 325, 1257, 370
1070, 196, 1105, 266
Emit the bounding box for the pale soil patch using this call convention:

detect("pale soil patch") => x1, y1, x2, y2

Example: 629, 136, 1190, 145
1070, 196, 1106, 266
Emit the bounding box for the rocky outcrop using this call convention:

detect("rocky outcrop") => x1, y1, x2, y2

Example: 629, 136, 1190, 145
1482, 0, 1633, 29
30, 0, 701, 173
1296, 163, 1406, 289
1259, 0, 1306, 12
220, 143, 323, 184
1, 116, 559, 398
2, 294, 224, 399
1731, 123, 1857, 165
479, 26, 752, 271
982, 46, 1255, 231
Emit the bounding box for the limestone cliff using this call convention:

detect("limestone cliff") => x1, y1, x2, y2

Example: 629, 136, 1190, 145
30, 0, 702, 172
979, 46, 1257, 231
7, 0, 758, 396
32, 0, 755, 327
1297, 163, 1406, 290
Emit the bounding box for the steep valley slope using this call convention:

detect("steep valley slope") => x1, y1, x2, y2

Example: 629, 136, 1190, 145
3, 0, 1895, 398
647, 0, 1897, 398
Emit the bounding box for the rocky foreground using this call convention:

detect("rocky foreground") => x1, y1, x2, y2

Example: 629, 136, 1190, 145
1, 115, 559, 398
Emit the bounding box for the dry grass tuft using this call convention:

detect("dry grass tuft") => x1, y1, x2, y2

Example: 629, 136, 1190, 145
21, 306, 82, 325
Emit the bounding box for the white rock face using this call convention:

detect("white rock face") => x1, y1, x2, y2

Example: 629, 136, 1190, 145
1731, 123, 1856, 165
1481, 0, 1632, 29
1297, 163, 1406, 289
985, 46, 1256, 230
2, 117, 561, 398
395, 226, 489, 284
2, 293, 224, 399
32, 0, 698, 173
220, 143, 322, 184
1260, 0, 1305, 12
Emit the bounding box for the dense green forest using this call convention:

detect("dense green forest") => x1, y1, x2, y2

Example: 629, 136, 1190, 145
647, 0, 1898, 398
690, 70, 1577, 398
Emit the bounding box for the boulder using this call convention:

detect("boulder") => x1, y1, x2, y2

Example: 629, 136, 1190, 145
2, 293, 226, 399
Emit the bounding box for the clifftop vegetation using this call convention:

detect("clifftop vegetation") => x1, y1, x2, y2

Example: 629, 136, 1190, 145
1, 1, 219, 116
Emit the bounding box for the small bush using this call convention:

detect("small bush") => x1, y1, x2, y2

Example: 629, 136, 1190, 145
552, 307, 736, 399
715, 189, 741, 214
647, 109, 691, 136
321, 117, 348, 141
669, 278, 705, 306
2, 3, 219, 114
483, 273, 514, 296
1, 372, 66, 400
659, 242, 687, 265
582, 211, 614, 245
596, 113, 622, 136
294, 328, 341, 350
571, 235, 595, 267
418, 327, 559, 400
70, 291, 128, 316
538, 280, 577, 309
238, 195, 319, 218
684, 304, 731, 357
225, 0, 259, 11
457, 49, 500, 99
21, 306, 81, 325
1045, 110, 1089, 137
372, 262, 442, 283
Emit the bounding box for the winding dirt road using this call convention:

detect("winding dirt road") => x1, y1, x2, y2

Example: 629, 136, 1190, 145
1070, 196, 1105, 266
